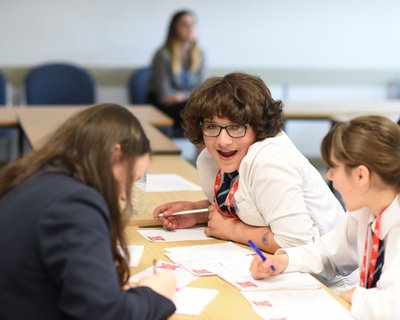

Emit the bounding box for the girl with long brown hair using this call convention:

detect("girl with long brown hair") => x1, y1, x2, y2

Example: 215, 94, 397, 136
0, 103, 176, 319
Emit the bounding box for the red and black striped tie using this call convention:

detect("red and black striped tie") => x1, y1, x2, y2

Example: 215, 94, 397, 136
216, 171, 238, 216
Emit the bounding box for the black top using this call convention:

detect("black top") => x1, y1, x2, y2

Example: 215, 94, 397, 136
0, 170, 175, 320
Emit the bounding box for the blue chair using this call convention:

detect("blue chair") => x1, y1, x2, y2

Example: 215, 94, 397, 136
128, 67, 151, 104
0, 72, 6, 105
0, 72, 13, 165
25, 63, 95, 105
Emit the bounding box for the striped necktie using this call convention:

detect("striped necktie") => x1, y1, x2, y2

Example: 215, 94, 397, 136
216, 171, 238, 216
369, 238, 385, 288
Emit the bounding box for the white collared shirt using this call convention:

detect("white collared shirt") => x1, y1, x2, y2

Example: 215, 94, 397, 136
282, 194, 400, 320
196, 131, 344, 247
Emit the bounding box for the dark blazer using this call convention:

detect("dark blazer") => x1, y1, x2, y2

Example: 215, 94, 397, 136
0, 170, 175, 320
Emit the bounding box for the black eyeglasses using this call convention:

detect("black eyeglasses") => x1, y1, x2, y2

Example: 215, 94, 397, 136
200, 123, 250, 138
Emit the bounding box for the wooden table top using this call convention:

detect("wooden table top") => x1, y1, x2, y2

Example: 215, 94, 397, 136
16, 107, 180, 155
128, 155, 206, 226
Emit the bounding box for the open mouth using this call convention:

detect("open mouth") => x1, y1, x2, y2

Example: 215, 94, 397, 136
218, 150, 237, 158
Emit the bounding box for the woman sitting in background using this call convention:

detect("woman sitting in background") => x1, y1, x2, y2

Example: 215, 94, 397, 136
148, 10, 205, 135
0, 103, 176, 320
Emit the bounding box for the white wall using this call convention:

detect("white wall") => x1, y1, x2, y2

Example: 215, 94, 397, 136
2, 0, 399, 160
1, 0, 400, 69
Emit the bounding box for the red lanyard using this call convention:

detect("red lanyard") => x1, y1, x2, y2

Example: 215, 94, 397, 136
359, 205, 388, 288
213, 170, 239, 218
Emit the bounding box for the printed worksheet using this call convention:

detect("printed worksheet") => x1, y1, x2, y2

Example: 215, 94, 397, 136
164, 242, 254, 276
129, 260, 198, 288
137, 227, 212, 242
146, 174, 202, 192
241, 289, 355, 320
219, 271, 321, 291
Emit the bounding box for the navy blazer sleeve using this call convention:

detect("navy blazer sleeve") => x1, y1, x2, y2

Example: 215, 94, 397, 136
37, 183, 175, 319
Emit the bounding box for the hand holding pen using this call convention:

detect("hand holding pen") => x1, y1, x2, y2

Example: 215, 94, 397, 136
153, 201, 210, 231
248, 240, 289, 279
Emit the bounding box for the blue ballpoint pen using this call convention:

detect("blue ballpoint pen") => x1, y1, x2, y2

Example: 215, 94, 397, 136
248, 240, 276, 272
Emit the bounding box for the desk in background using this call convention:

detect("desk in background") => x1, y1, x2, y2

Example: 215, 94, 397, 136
281, 101, 400, 161
0, 108, 17, 127
2, 101, 400, 127
15, 106, 180, 155
284, 101, 400, 122
0, 105, 173, 127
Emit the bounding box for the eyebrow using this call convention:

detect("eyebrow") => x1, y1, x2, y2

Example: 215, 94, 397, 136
203, 120, 238, 125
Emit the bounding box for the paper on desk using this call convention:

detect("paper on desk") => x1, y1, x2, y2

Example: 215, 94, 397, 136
165, 241, 254, 255
137, 227, 212, 242
165, 242, 254, 276
242, 288, 354, 320
219, 271, 320, 291
175, 287, 219, 316
127, 245, 144, 266
118, 245, 144, 267
146, 174, 202, 192
129, 260, 198, 288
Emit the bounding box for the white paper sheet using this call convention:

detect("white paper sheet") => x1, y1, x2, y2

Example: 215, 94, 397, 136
175, 287, 219, 316
164, 242, 254, 276
129, 260, 198, 288
146, 174, 202, 192
164, 241, 253, 255
127, 245, 144, 266
137, 227, 212, 242
219, 271, 321, 291
242, 289, 354, 320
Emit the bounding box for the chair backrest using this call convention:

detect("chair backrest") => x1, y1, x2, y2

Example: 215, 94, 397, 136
128, 67, 151, 104
0, 72, 6, 106
25, 63, 95, 105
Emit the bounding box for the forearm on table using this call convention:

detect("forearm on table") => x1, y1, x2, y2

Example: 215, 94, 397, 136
232, 222, 281, 254
194, 199, 211, 224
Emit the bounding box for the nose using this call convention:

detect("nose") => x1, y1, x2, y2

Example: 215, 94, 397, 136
326, 168, 333, 181
217, 127, 233, 145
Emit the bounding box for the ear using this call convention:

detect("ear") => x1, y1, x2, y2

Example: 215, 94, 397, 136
355, 165, 370, 185
111, 143, 122, 163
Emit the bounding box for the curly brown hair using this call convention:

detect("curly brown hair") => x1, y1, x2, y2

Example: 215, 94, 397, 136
181, 72, 283, 145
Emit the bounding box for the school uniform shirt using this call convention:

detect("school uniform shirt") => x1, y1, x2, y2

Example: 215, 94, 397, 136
280, 194, 400, 320
0, 170, 176, 320
197, 131, 345, 248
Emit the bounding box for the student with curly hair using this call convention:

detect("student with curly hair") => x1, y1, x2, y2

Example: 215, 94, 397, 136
153, 72, 344, 254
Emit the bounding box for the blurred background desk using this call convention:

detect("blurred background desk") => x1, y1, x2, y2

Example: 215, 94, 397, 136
0, 105, 174, 128
282, 101, 400, 169
0, 108, 17, 127
16, 106, 180, 155
284, 101, 400, 122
